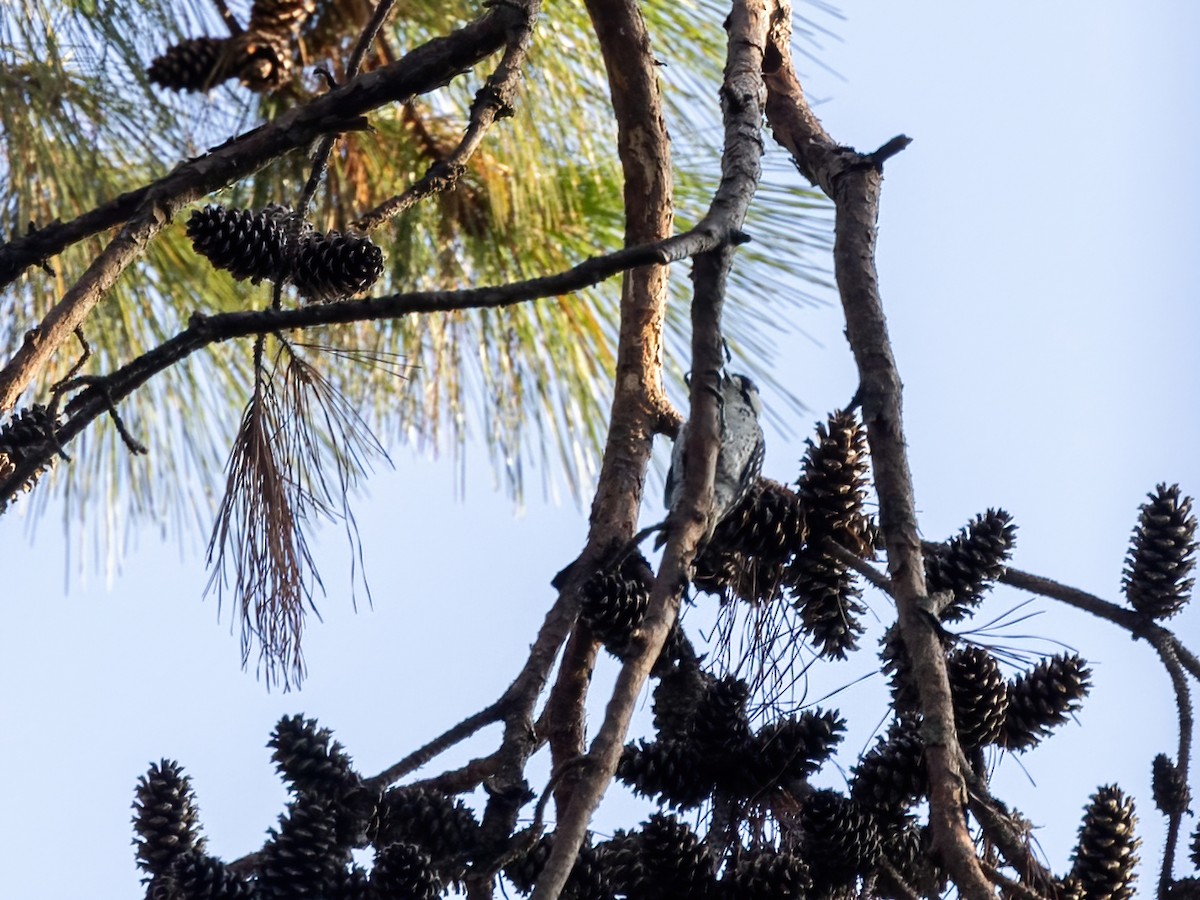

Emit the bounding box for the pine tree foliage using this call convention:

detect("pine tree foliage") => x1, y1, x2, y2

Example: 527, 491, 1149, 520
0, 0, 826, 551
3, 1, 1196, 898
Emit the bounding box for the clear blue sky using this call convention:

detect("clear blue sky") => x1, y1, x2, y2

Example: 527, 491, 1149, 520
2, 1, 1198, 897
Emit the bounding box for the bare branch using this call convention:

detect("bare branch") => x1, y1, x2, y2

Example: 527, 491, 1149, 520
536, 0, 679, 822
530, 1, 770, 895
762, 5, 990, 897
365, 699, 508, 790
1152, 641, 1193, 896
823, 537, 893, 595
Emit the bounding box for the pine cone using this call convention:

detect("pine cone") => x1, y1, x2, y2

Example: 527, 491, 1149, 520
0, 404, 60, 506
563, 841, 616, 900
1054, 875, 1087, 900
1069, 785, 1140, 900
651, 651, 710, 740
503, 834, 552, 894
503, 834, 618, 900
1123, 484, 1197, 619
690, 675, 752, 757
947, 646, 1009, 750
876, 819, 943, 899
368, 841, 440, 900
291, 231, 384, 301
133, 759, 206, 877
617, 738, 712, 809
332, 866, 371, 900
187, 205, 289, 284
795, 409, 875, 557
230, 30, 295, 92
257, 794, 349, 900
147, 37, 232, 92
710, 477, 807, 560
693, 546, 790, 604
746, 709, 846, 794
879, 624, 918, 714
163, 851, 255, 900
801, 789, 881, 892
579, 552, 653, 657
1151, 754, 1191, 817
788, 551, 866, 658
371, 786, 479, 874
1001, 653, 1091, 752
851, 715, 927, 813
248, 0, 317, 37
925, 509, 1017, 622
633, 814, 717, 900
593, 829, 642, 898
269, 714, 360, 799
720, 848, 812, 900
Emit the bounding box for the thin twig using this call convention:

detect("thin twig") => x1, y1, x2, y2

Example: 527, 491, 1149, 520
297, 0, 400, 218
1153, 641, 1194, 896
1001, 564, 1200, 686
365, 699, 508, 790
353, 12, 533, 231
210, 0, 244, 36
823, 537, 892, 595
403, 752, 504, 795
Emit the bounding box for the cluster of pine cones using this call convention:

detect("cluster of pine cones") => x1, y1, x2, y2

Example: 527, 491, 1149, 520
147, 0, 317, 93
697, 409, 876, 659
0, 403, 60, 513
186, 204, 383, 302
134, 715, 481, 900
128, 697, 1174, 900
565, 409, 1200, 900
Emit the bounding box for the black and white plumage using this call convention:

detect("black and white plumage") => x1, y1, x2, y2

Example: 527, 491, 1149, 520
664, 372, 766, 533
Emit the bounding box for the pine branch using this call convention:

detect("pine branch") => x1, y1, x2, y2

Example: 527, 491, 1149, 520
353, 7, 533, 232
535, 0, 679, 825
529, 1, 770, 896
0, 229, 724, 513
823, 537, 893, 595
0, 0, 525, 410
760, 5, 994, 898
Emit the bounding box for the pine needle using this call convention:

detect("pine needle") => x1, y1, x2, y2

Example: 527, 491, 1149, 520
205, 339, 393, 688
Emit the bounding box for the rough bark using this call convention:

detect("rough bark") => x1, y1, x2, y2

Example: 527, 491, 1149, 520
762, 3, 993, 897
529, 2, 769, 896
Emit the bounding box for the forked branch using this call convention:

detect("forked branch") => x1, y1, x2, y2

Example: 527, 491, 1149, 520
762, 3, 990, 897
529, 1, 770, 895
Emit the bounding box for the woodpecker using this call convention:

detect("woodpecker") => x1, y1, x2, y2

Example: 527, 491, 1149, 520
664, 371, 766, 536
